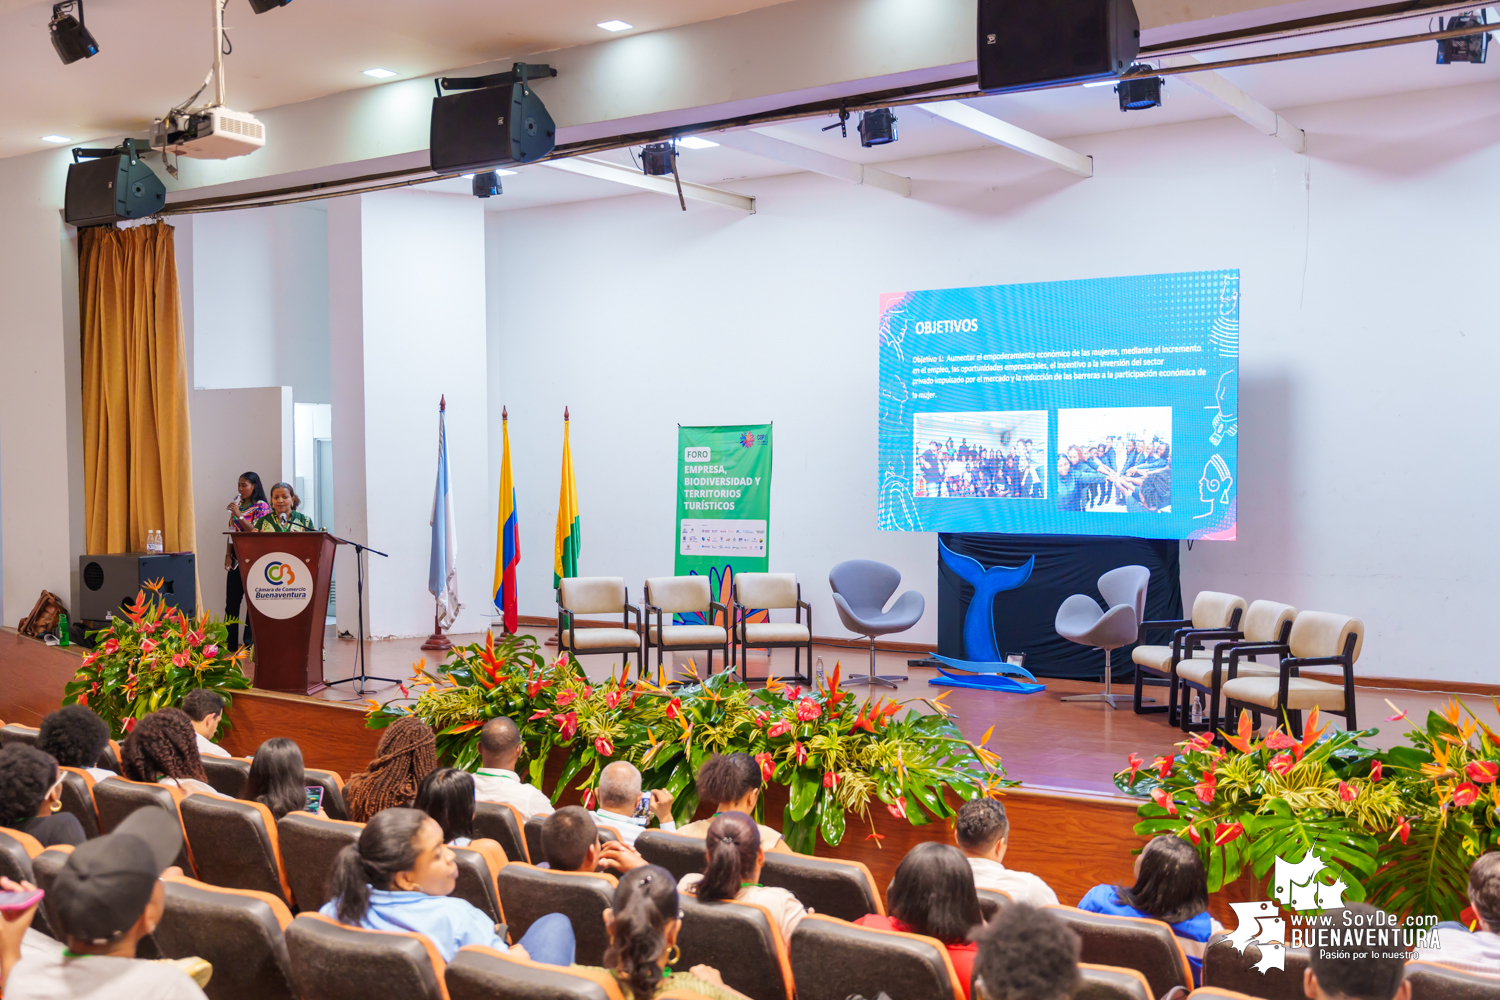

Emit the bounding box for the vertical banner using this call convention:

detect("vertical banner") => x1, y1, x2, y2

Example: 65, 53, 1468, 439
675, 425, 773, 623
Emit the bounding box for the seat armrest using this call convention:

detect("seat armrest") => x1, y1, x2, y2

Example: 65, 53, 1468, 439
1282, 655, 1350, 668
1141, 619, 1192, 633
1181, 628, 1242, 653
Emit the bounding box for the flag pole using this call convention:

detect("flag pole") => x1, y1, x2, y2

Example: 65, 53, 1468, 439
422, 395, 454, 652
546, 405, 570, 648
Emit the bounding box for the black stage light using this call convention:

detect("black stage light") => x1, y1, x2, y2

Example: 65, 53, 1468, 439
1437, 11, 1488, 64
472, 170, 502, 198
641, 141, 675, 176
50, 0, 99, 64
248, 0, 292, 13
858, 108, 898, 147
1116, 66, 1163, 111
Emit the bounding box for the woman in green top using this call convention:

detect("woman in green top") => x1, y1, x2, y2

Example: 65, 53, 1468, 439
254, 482, 316, 532
599, 865, 752, 1000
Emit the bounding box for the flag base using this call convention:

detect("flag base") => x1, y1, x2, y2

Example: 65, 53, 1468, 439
420, 607, 452, 652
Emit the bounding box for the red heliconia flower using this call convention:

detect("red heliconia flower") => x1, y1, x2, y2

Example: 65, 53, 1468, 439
556, 690, 577, 708
1369, 760, 1383, 782
1186, 824, 1201, 845
1264, 731, 1299, 751
103, 638, 119, 654
1214, 821, 1245, 846
768, 720, 793, 738
398, 683, 410, 699
1268, 753, 1295, 777
1150, 787, 1178, 817
123, 717, 137, 733
1194, 770, 1217, 805
823, 771, 841, 789
202, 644, 218, 658
1338, 781, 1359, 802
1467, 761, 1499, 784
554, 711, 579, 740
141, 638, 157, 655
795, 698, 823, 722
794, 742, 808, 766
1453, 782, 1480, 808
665, 698, 682, 720
1125, 753, 1144, 784
81, 652, 98, 669
1392, 816, 1411, 845
887, 795, 908, 820
526, 672, 554, 699
595, 736, 614, 758
605, 689, 622, 710
1152, 756, 1173, 780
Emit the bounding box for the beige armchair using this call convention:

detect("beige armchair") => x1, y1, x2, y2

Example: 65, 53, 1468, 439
1130, 591, 1245, 722
1173, 600, 1297, 738
556, 577, 643, 675
1221, 611, 1364, 737
732, 572, 813, 685
643, 575, 729, 679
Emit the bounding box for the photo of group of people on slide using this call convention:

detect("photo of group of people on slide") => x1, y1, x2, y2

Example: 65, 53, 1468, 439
911, 406, 1173, 513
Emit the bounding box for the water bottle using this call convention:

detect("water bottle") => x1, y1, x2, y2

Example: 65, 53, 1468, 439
58, 612, 69, 647
815, 656, 826, 690
1190, 698, 1203, 725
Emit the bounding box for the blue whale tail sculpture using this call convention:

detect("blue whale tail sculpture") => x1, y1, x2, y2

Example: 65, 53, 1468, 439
932, 541, 1043, 693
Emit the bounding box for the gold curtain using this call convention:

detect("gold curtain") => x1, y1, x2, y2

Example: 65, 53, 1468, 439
80, 221, 196, 559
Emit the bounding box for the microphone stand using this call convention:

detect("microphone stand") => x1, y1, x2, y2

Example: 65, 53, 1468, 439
324, 534, 401, 695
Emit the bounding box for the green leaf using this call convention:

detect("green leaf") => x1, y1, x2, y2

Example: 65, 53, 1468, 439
817, 790, 846, 848
1366, 817, 1472, 921
788, 769, 818, 822
782, 808, 817, 855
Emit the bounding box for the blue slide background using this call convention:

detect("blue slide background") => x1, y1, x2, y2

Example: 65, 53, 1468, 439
877, 270, 1239, 540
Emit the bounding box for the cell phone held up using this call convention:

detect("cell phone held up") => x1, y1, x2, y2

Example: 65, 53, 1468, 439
632, 792, 652, 819
0, 889, 44, 914
305, 785, 325, 814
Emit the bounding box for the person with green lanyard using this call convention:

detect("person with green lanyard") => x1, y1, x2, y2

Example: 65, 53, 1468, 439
254, 482, 316, 532
676, 811, 808, 941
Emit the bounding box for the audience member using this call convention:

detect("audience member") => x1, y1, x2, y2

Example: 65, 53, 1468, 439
599, 865, 753, 1000
471, 717, 554, 819
182, 689, 230, 759
415, 767, 485, 847
344, 716, 438, 823
119, 709, 227, 798
1077, 834, 1220, 984
2, 809, 208, 998
856, 842, 984, 998
1306, 903, 1408, 1000
1413, 851, 1500, 974
321, 807, 575, 964
0, 744, 85, 848
540, 805, 647, 874
971, 903, 1080, 1000
36, 705, 115, 781
954, 798, 1058, 907
593, 760, 677, 845
677, 753, 789, 853
678, 811, 808, 940
243, 737, 317, 821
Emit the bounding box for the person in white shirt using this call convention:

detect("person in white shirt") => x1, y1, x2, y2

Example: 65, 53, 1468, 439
678, 811, 809, 942
36, 705, 118, 783
954, 798, 1058, 907
1413, 852, 1500, 976
470, 717, 553, 820
592, 761, 677, 846
182, 689, 230, 759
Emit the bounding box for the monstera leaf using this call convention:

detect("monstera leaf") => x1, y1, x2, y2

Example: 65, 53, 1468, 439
1244, 800, 1377, 902
1365, 816, 1471, 921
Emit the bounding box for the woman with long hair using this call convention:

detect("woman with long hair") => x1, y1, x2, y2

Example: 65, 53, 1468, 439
676, 753, 789, 853
320, 807, 574, 964
677, 812, 807, 940
601, 865, 751, 1000
243, 738, 315, 821
225, 471, 269, 650
855, 842, 985, 998
119, 708, 227, 798
415, 767, 494, 848
344, 717, 438, 822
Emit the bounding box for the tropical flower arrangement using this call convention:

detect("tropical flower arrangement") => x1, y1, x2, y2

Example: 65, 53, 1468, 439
367, 631, 1009, 852
1115, 700, 1500, 922
62, 581, 250, 739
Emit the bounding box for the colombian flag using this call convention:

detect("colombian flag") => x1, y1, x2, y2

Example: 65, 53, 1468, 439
492, 407, 519, 633
553, 408, 580, 588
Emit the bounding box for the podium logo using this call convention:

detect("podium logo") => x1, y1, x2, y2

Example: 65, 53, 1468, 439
247, 552, 313, 621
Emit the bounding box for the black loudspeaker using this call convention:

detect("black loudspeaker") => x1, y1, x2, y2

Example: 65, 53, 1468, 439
64, 146, 166, 227
977, 0, 1141, 94
79, 552, 196, 620
430, 82, 556, 174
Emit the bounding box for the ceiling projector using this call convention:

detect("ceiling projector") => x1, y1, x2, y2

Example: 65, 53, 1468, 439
149, 0, 266, 161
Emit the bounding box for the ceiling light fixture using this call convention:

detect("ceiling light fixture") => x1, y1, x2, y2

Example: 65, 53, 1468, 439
472, 170, 502, 198
49, 0, 99, 65
1115, 65, 1164, 111
857, 108, 898, 147
1082, 80, 1115, 87
597, 19, 633, 31
247, 0, 291, 13
678, 136, 718, 149
1436, 10, 1489, 63
42, 135, 72, 143
641, 142, 675, 176
363, 68, 397, 79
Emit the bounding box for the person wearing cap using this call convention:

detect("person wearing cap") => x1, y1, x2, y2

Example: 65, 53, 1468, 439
2, 809, 210, 999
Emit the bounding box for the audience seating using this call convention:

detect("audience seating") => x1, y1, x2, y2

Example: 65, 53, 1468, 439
556, 577, 643, 675
1132, 590, 1246, 722
202, 756, 253, 798
1174, 601, 1297, 737
1076, 963, 1155, 1000
977, 888, 1011, 920
155, 875, 297, 1000
475, 800, 529, 863
91, 775, 193, 871
789, 913, 963, 1000
180, 794, 294, 906
56, 766, 101, 839
1406, 961, 1500, 1000
1202, 933, 1309, 1000
446, 945, 625, 1000
28, 844, 69, 942
0, 829, 52, 939
285, 912, 449, 1000
277, 810, 363, 911
1221, 611, 1364, 736
493, 863, 615, 965
1187, 989, 1271, 1000
525, 814, 545, 865
732, 572, 813, 685
759, 849, 884, 923
1047, 905, 1193, 999
452, 842, 507, 927
635, 829, 707, 881
677, 894, 795, 1000
306, 767, 351, 821
644, 575, 730, 677
0, 723, 40, 748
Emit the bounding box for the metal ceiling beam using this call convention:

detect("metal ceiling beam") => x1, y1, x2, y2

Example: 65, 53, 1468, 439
1157, 55, 1307, 153
915, 102, 1092, 178
713, 129, 911, 196
542, 156, 756, 213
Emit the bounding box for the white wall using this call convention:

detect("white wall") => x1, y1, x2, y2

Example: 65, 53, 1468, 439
487, 79, 1500, 684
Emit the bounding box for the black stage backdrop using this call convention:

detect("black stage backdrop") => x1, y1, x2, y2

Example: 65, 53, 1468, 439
936, 533, 1182, 680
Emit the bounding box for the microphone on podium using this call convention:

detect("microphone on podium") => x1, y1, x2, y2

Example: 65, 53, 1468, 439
280, 512, 288, 526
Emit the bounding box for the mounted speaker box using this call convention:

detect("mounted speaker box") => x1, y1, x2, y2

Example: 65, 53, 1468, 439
78, 552, 196, 622
430, 75, 556, 174
977, 0, 1141, 94
64, 143, 166, 227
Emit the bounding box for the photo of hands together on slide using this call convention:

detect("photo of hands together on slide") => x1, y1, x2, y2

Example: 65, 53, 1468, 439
1055, 406, 1172, 514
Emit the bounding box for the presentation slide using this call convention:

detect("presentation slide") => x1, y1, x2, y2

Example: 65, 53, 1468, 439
877, 270, 1238, 540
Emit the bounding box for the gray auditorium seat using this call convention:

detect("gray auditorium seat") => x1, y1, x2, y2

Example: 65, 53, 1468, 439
789, 914, 961, 1000
276, 811, 361, 911
56, 767, 100, 839
155, 876, 297, 1000
1076, 963, 1154, 1000
760, 849, 882, 924
201, 756, 252, 798
180, 794, 293, 906
1406, 961, 1500, 1000
1049, 904, 1192, 999
635, 829, 706, 882
446, 945, 624, 1000
285, 913, 446, 1000
1203, 933, 1310, 1000
475, 800, 529, 862
494, 863, 615, 965
677, 894, 794, 1000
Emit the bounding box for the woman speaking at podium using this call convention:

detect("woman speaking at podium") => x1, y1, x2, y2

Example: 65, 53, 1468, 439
254, 482, 316, 532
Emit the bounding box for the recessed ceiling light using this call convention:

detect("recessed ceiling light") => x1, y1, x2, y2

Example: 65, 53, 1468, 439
678, 136, 718, 149
41, 134, 72, 143
1082, 80, 1116, 88
597, 19, 633, 31
363, 68, 397, 79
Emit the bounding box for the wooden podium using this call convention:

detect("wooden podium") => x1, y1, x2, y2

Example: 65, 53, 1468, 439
231, 531, 337, 695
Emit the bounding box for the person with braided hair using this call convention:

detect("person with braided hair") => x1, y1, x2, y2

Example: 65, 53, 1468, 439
119, 708, 226, 798
344, 716, 439, 823
677, 811, 808, 940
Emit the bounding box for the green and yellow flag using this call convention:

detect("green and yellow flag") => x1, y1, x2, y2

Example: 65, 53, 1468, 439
553, 408, 580, 588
